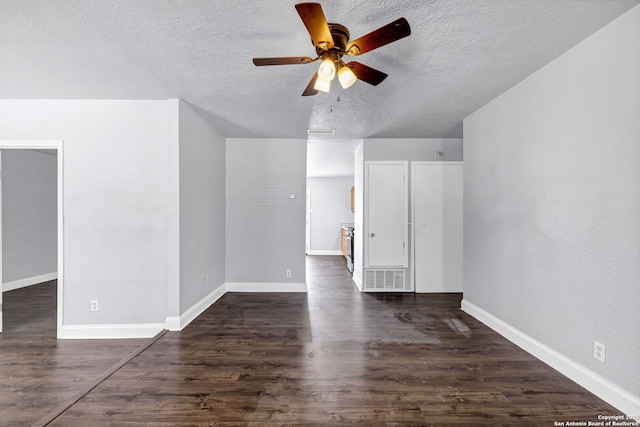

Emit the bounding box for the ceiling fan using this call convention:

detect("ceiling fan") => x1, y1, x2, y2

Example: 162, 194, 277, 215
253, 2, 411, 96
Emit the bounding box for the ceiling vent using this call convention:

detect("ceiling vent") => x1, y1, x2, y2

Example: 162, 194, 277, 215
307, 129, 335, 135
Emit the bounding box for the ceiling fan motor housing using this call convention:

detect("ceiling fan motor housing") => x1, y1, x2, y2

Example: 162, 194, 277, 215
316, 23, 350, 55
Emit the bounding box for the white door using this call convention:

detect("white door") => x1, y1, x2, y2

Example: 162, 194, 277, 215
412, 162, 463, 293
365, 161, 408, 267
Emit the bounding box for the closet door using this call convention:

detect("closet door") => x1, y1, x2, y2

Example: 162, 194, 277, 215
365, 161, 408, 267
412, 162, 463, 293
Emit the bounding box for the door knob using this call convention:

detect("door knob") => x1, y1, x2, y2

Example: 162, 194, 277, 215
370, 233, 375, 238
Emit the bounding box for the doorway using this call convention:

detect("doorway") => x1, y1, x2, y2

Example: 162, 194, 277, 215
305, 138, 359, 282
0, 141, 64, 336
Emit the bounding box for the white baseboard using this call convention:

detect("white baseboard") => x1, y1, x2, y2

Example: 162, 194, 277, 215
58, 282, 307, 339
165, 282, 307, 331
461, 299, 640, 416
166, 281, 308, 331
226, 282, 307, 292
165, 284, 226, 331
3, 272, 57, 292
306, 250, 343, 256
352, 273, 363, 291
59, 323, 165, 339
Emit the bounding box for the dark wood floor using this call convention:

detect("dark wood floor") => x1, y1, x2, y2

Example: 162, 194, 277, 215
0, 280, 149, 426
2, 257, 622, 426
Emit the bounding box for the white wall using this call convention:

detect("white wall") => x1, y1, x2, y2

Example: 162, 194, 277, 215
0, 100, 174, 329
306, 176, 353, 254
364, 138, 463, 162
178, 101, 226, 313
0, 101, 307, 333
463, 4, 640, 413
1, 149, 57, 286
226, 138, 307, 286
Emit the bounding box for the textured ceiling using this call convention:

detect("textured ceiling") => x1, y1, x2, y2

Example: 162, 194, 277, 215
1, 1, 638, 143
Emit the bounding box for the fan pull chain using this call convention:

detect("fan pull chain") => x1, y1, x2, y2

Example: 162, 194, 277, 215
330, 96, 341, 113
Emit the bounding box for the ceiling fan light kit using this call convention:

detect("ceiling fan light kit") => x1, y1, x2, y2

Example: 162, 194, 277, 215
313, 77, 331, 93
337, 64, 357, 89
317, 55, 336, 82
253, 2, 411, 96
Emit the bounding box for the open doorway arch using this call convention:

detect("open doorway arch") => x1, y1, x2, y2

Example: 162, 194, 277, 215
0, 140, 64, 337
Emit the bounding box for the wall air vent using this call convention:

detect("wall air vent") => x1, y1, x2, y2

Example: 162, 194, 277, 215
364, 269, 408, 291
307, 129, 335, 135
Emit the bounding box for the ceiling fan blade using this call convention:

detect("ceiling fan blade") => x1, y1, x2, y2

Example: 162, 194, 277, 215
346, 17, 411, 56
253, 56, 314, 66
302, 73, 319, 96
295, 3, 334, 50
346, 62, 388, 86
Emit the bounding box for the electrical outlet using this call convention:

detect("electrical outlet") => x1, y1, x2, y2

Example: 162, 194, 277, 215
90, 300, 99, 312
286, 270, 292, 278
593, 341, 606, 363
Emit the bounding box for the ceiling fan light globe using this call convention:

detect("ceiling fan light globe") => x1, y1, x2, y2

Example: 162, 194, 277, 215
313, 78, 331, 93
317, 57, 336, 81
338, 66, 357, 89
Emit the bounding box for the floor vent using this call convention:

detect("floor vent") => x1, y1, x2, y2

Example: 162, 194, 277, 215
364, 269, 407, 291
